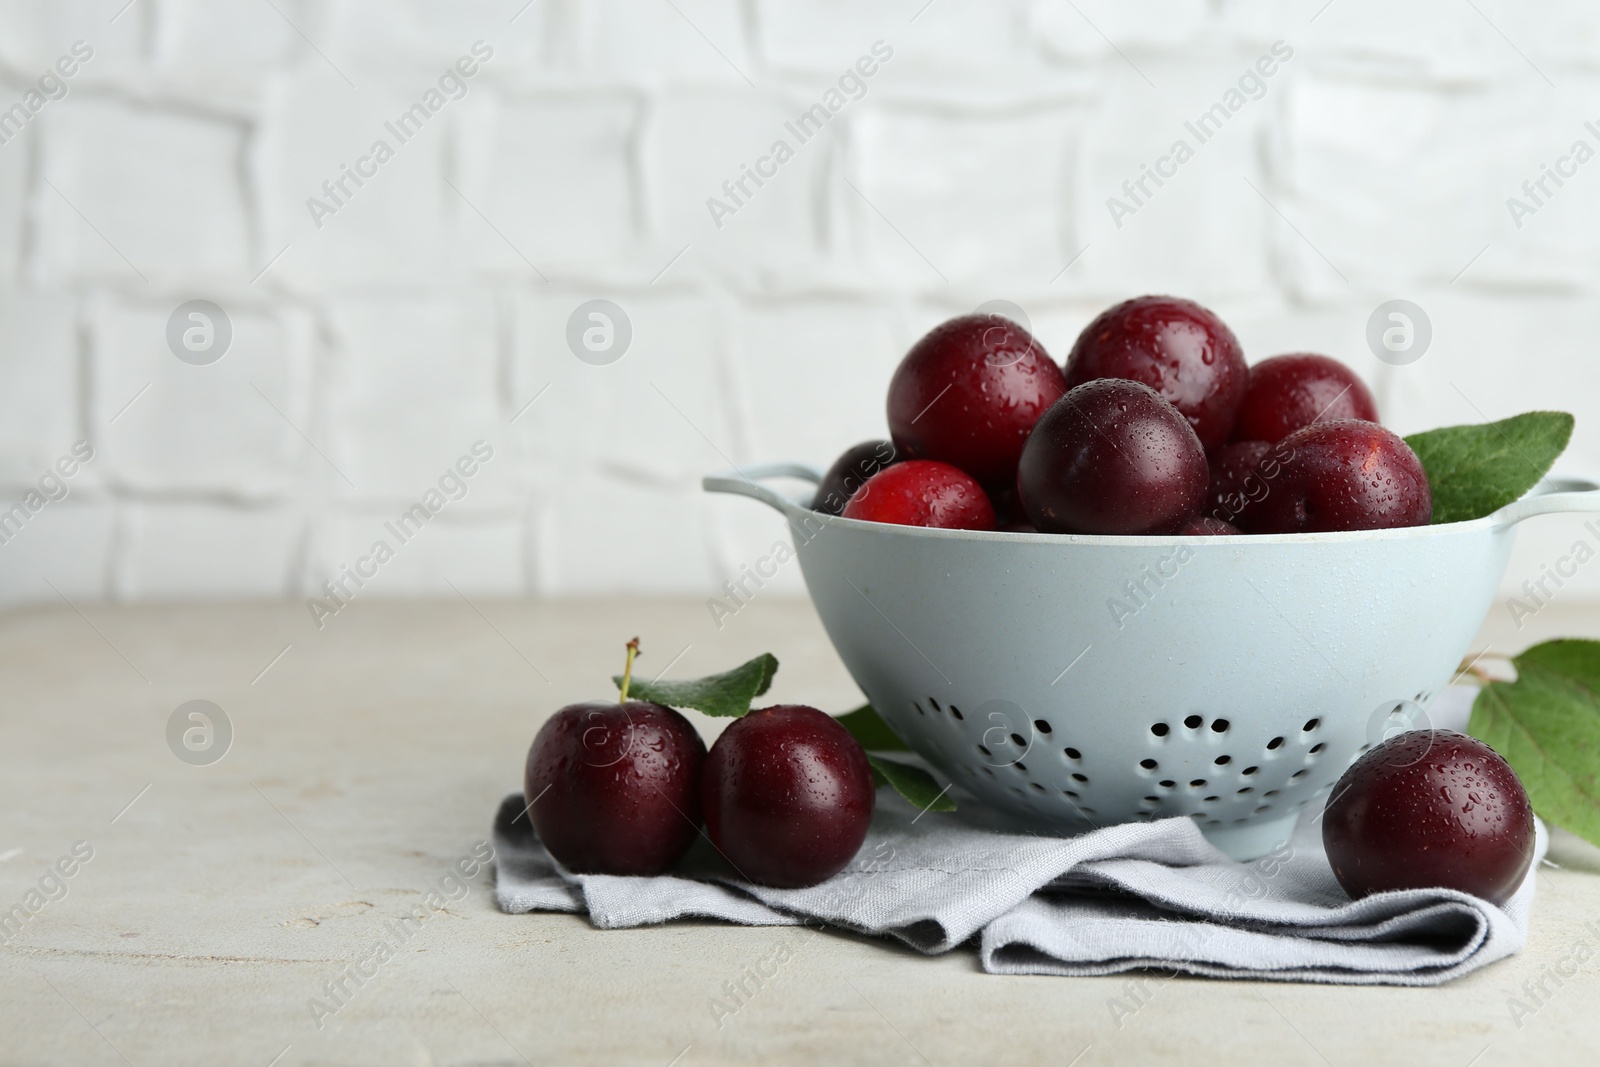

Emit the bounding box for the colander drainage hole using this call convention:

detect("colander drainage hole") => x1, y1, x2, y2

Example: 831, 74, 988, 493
929, 697, 941, 711
914, 701, 925, 716
1189, 779, 1207, 788
1291, 769, 1308, 779
1303, 718, 1320, 732
1064, 789, 1080, 799
981, 766, 994, 778
1211, 719, 1230, 733
1242, 766, 1259, 776
976, 744, 991, 757
1064, 747, 1082, 761
1213, 755, 1231, 766
1159, 779, 1176, 788
1203, 795, 1220, 802
1014, 761, 1028, 773
1034, 719, 1053, 735
1143, 795, 1160, 803
1184, 715, 1203, 729
1151, 722, 1170, 737
1253, 805, 1271, 814
1237, 787, 1253, 795
1263, 790, 1279, 797
1010, 733, 1026, 747
950, 706, 963, 720
1267, 737, 1285, 750
1310, 743, 1326, 754
1071, 773, 1089, 784
1139, 758, 1159, 770
1029, 783, 1046, 794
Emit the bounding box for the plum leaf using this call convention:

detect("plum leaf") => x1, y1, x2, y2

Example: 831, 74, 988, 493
835, 704, 911, 752
867, 755, 956, 812
614, 653, 778, 719
1468, 638, 1600, 847
1404, 411, 1573, 524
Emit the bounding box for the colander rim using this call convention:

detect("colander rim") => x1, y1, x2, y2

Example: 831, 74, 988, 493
709, 468, 1600, 547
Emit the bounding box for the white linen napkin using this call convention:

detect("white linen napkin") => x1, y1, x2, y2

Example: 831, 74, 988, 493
490, 784, 1546, 985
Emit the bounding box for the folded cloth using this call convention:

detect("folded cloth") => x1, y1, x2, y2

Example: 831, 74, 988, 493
491, 789, 1547, 985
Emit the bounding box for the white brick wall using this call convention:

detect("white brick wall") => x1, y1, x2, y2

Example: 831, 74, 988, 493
0, 0, 1597, 610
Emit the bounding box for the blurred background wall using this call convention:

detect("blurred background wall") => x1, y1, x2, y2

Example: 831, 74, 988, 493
0, 0, 1598, 616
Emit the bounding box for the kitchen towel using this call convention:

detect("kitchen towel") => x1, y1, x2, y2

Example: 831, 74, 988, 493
490, 788, 1549, 986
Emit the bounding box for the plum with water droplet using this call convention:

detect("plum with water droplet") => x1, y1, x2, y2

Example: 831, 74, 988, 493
842, 459, 996, 530
1205, 439, 1276, 529
887, 314, 1066, 494
1246, 419, 1431, 533
1063, 295, 1248, 450
1233, 353, 1378, 443
1322, 731, 1534, 906
814, 439, 900, 516
703, 704, 875, 888
1017, 378, 1208, 535
525, 642, 707, 876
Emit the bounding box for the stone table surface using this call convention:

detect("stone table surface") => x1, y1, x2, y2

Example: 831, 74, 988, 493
1, 596, 1599, 1067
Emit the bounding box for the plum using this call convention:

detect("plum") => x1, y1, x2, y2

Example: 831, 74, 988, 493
1017, 379, 1208, 535
1206, 439, 1275, 529
525, 700, 706, 875
702, 705, 875, 888
1246, 419, 1431, 533
814, 440, 899, 516
1234, 353, 1378, 443
842, 459, 996, 530
523, 641, 706, 876
1322, 731, 1534, 906
1064, 295, 1248, 450
887, 314, 1066, 493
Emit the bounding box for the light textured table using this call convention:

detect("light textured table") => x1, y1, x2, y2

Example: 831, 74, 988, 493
1, 597, 1598, 1066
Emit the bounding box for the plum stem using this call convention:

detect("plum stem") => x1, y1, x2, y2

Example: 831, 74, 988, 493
618, 637, 641, 703
1455, 650, 1514, 687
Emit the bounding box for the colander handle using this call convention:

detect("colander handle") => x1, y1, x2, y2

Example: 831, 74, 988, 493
702, 463, 822, 514
1491, 478, 1600, 529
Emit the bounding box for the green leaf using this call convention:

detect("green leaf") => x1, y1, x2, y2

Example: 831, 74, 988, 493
613, 653, 778, 718
835, 704, 911, 752
1468, 638, 1600, 847
867, 755, 956, 812
1404, 411, 1573, 524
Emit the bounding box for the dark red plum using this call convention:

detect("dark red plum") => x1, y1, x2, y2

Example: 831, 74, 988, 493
814, 439, 899, 516
1206, 439, 1308, 531
1017, 378, 1208, 535
1234, 353, 1379, 443
1064, 295, 1248, 450
702, 705, 875, 888
1206, 440, 1273, 529
887, 314, 1066, 493
1246, 419, 1431, 533
525, 699, 706, 876
1322, 731, 1534, 906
